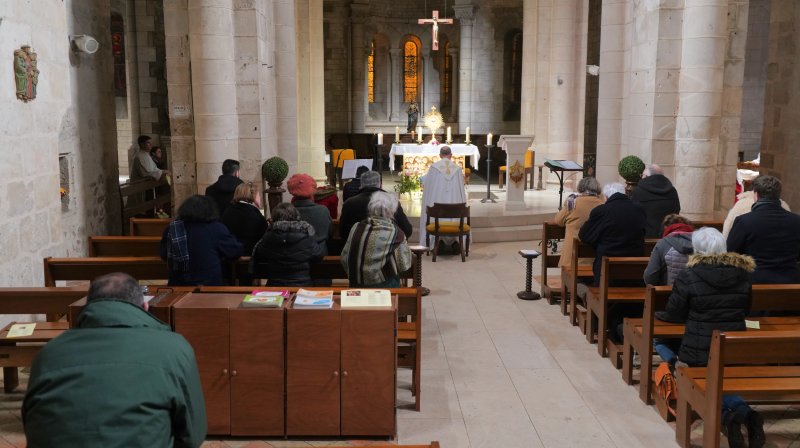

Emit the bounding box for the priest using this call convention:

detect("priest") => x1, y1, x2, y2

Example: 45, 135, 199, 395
419, 146, 467, 248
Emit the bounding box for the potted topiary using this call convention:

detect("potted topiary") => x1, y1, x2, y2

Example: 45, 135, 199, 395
262, 156, 289, 214
618, 155, 645, 195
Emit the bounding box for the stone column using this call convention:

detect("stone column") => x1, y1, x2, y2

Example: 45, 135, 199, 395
448, 46, 459, 124
188, 0, 238, 192
519, 0, 538, 137
389, 48, 403, 122
453, 5, 475, 133
350, 4, 368, 133
422, 47, 439, 121
295, 0, 327, 180
673, 0, 730, 219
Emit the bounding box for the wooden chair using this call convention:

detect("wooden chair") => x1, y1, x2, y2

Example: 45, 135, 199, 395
88, 236, 161, 257
425, 203, 471, 262
129, 217, 170, 236
499, 149, 535, 189
331, 149, 355, 189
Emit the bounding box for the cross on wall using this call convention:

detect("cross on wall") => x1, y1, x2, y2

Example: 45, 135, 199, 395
418, 10, 453, 51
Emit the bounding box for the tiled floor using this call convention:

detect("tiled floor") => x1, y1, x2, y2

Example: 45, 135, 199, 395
3, 242, 800, 447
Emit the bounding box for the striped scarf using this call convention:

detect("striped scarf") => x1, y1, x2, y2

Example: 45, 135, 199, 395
341, 217, 412, 286
166, 219, 190, 272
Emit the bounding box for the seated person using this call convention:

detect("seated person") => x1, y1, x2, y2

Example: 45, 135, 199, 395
342, 165, 370, 202
341, 191, 413, 287
23, 273, 207, 447
644, 214, 694, 286
251, 203, 324, 286
221, 182, 268, 255
161, 195, 243, 286
288, 173, 332, 254
340, 171, 413, 239
553, 177, 604, 268
655, 228, 763, 448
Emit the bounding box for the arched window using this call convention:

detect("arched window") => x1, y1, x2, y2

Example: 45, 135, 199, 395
441, 42, 452, 108
504, 30, 523, 121
367, 41, 375, 103
403, 40, 420, 103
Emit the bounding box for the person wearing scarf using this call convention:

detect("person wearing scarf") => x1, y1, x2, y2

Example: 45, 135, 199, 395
644, 214, 695, 286
553, 177, 604, 268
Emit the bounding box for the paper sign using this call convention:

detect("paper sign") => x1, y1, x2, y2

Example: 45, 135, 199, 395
341, 290, 392, 307
342, 159, 374, 180
143, 295, 156, 303
745, 320, 761, 330
7, 323, 36, 338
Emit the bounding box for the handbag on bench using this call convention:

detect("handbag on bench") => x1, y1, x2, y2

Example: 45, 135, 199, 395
653, 361, 678, 421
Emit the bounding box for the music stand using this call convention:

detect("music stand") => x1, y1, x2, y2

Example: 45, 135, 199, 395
544, 159, 583, 210
342, 159, 373, 180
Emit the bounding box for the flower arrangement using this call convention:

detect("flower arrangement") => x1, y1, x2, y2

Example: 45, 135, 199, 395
394, 173, 421, 195
618, 155, 645, 182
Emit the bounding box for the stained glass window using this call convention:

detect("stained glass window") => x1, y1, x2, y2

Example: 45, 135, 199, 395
367, 41, 375, 103
403, 41, 419, 103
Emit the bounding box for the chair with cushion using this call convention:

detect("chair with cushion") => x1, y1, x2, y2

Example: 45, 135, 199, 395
498, 149, 535, 189
331, 148, 355, 189
425, 203, 470, 262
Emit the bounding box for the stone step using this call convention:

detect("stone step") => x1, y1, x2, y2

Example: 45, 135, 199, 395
472, 224, 542, 243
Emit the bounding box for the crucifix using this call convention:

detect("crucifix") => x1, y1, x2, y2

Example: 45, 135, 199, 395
418, 10, 453, 51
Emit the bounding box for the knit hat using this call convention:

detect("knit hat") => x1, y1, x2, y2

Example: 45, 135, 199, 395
287, 173, 317, 198
360, 171, 381, 189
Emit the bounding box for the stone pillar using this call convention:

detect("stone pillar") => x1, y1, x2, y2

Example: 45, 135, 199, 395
448, 46, 460, 124
453, 5, 475, 133
188, 0, 238, 192
673, 0, 730, 219
350, 4, 368, 133
421, 47, 439, 119
295, 0, 327, 180
389, 48, 403, 122
520, 0, 538, 139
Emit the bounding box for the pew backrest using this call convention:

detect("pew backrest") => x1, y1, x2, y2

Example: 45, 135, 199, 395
0, 287, 89, 320
43, 257, 168, 287
88, 236, 161, 257
540, 222, 566, 295
129, 218, 170, 236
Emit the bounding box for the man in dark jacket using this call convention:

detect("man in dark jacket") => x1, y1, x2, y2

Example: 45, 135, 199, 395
631, 164, 681, 237
340, 171, 413, 239
342, 165, 370, 202
727, 175, 800, 284
23, 273, 207, 448
205, 159, 243, 215
579, 182, 647, 285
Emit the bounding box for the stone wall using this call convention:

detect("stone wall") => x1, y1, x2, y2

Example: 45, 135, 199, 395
0, 0, 119, 288
739, 0, 771, 160
760, 0, 800, 209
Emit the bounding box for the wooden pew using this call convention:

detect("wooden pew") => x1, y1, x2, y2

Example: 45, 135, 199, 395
88, 236, 161, 257
537, 221, 565, 305
129, 218, 170, 236
44, 257, 169, 286
68, 290, 189, 328
232, 256, 415, 286
0, 286, 90, 392
585, 256, 649, 365
623, 284, 800, 405
675, 330, 800, 448
561, 239, 596, 326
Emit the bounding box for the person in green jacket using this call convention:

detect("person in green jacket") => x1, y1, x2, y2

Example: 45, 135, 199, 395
23, 273, 207, 448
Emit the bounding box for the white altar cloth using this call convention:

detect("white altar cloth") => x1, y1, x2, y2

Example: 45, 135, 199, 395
389, 143, 480, 170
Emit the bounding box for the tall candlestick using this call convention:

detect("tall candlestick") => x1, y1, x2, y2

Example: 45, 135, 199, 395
466, 126, 471, 142
487, 133, 493, 146
377, 132, 383, 145
395, 126, 400, 142
447, 126, 452, 142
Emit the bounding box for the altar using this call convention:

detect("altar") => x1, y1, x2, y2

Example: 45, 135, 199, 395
389, 143, 480, 173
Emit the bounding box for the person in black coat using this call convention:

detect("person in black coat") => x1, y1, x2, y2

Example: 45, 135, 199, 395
630, 164, 681, 238
205, 159, 244, 216
578, 182, 647, 285
655, 228, 763, 448
342, 166, 370, 203
340, 171, 413, 239
160, 195, 243, 286
287, 173, 332, 253
221, 183, 268, 254
251, 203, 324, 286
727, 175, 800, 284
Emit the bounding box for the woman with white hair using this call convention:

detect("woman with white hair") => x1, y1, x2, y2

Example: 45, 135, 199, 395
655, 227, 763, 448
341, 191, 413, 287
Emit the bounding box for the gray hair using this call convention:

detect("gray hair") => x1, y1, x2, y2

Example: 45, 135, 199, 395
692, 227, 727, 255
644, 164, 663, 177
439, 146, 452, 157
87, 273, 145, 307
367, 191, 399, 219
603, 182, 626, 198
578, 177, 601, 195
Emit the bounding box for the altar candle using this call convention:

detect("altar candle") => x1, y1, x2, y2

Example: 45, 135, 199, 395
447, 126, 452, 142
417, 127, 423, 141
377, 132, 383, 145
466, 127, 471, 142
487, 133, 493, 146
395, 127, 400, 142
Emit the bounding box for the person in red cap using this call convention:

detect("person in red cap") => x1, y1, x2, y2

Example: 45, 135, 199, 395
287, 173, 332, 255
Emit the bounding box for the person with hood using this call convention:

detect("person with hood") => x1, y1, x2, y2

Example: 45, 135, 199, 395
251, 203, 324, 286
23, 273, 207, 448
631, 164, 681, 238
205, 159, 243, 216
655, 227, 764, 448
644, 214, 695, 286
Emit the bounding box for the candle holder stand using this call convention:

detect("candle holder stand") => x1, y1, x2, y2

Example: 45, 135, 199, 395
481, 144, 496, 203
374, 144, 384, 177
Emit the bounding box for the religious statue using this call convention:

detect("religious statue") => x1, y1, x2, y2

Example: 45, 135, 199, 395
407, 102, 419, 133
14, 46, 38, 102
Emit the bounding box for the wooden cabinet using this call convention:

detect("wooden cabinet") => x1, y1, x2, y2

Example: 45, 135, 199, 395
286, 303, 396, 437
173, 293, 284, 436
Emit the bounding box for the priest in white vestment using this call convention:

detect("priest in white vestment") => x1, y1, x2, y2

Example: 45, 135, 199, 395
419, 146, 467, 246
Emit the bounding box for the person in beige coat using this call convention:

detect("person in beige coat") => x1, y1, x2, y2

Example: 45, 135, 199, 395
554, 177, 605, 267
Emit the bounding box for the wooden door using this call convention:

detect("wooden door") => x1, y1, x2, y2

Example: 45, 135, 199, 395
340, 308, 397, 436
229, 308, 285, 436
286, 308, 341, 436
173, 307, 231, 434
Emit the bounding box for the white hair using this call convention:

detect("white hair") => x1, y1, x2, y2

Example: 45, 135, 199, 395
692, 227, 727, 255
367, 191, 399, 219
603, 182, 626, 198
644, 164, 663, 177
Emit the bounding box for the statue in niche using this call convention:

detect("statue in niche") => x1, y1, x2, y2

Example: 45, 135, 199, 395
14, 45, 38, 102
406, 101, 419, 133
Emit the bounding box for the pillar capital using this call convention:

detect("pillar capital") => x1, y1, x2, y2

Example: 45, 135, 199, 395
453, 5, 476, 24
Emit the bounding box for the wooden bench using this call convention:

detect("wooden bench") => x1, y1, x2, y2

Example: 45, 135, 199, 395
129, 218, 170, 236
44, 257, 169, 287
88, 236, 161, 257
561, 239, 596, 326
623, 284, 800, 405
585, 256, 648, 365
675, 330, 800, 448
538, 221, 565, 305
